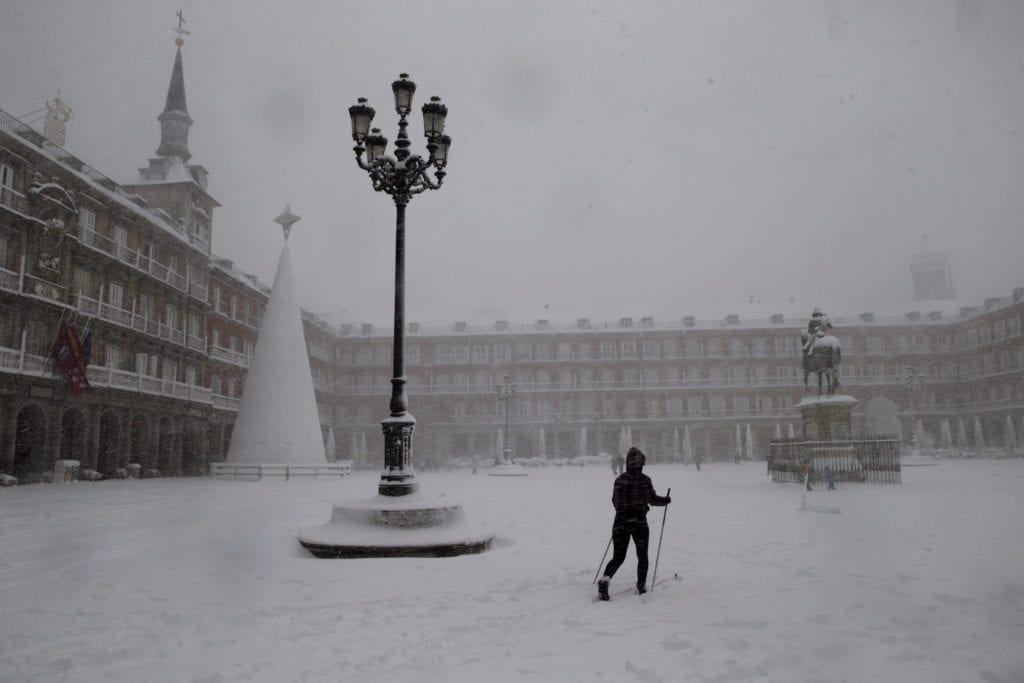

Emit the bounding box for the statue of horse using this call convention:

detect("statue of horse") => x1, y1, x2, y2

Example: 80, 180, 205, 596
801, 331, 841, 395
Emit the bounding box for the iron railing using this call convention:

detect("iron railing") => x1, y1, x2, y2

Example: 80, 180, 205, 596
767, 436, 901, 485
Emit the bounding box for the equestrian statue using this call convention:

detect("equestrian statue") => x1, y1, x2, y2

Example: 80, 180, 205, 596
800, 308, 841, 396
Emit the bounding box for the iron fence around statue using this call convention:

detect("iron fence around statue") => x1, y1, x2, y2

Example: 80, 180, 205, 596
768, 436, 901, 485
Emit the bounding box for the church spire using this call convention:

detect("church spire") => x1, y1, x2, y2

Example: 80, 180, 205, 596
155, 24, 193, 162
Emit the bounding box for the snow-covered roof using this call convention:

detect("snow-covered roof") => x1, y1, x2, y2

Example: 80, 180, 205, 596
134, 156, 195, 184
335, 289, 1022, 339
210, 254, 271, 296
0, 121, 201, 252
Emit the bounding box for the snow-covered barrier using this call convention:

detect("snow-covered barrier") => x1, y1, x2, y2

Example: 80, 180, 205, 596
211, 462, 352, 480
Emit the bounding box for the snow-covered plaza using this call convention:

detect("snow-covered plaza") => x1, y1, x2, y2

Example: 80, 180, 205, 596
1, 458, 1022, 683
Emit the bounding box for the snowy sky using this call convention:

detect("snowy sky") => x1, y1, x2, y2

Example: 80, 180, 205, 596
2, 0, 1023, 326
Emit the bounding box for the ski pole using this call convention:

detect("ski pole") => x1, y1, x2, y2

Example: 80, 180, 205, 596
651, 487, 671, 592
592, 535, 613, 584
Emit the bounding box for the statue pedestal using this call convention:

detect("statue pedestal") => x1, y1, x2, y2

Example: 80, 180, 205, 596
795, 395, 859, 440
488, 460, 528, 477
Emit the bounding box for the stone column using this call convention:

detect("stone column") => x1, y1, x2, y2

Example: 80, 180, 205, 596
86, 407, 101, 470
172, 419, 184, 475
49, 404, 64, 466
216, 422, 226, 462
0, 399, 17, 473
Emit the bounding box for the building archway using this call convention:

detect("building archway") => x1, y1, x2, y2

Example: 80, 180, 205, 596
181, 419, 206, 476
206, 423, 224, 463
130, 414, 150, 469
97, 410, 121, 476
59, 407, 89, 462
13, 403, 49, 481
157, 417, 177, 476
863, 395, 900, 435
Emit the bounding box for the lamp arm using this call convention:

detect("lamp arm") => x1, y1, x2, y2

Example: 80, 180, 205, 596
353, 147, 372, 171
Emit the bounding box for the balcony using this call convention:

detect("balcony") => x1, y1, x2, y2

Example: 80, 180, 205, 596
80, 227, 116, 255
0, 185, 28, 214
0, 348, 212, 405
0, 264, 18, 293
76, 294, 188, 350
308, 345, 333, 363
188, 280, 207, 301
212, 393, 240, 411
78, 228, 200, 297
23, 274, 66, 304
209, 344, 249, 367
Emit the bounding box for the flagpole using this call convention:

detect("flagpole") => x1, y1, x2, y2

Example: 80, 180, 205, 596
44, 308, 69, 376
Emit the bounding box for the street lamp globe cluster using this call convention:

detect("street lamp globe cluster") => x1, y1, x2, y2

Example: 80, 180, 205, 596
348, 74, 451, 497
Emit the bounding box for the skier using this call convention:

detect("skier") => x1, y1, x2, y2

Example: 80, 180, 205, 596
597, 447, 671, 600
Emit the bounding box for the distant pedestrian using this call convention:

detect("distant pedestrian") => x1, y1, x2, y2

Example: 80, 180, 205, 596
612, 452, 624, 475
597, 447, 671, 600
694, 454, 702, 471
826, 466, 835, 490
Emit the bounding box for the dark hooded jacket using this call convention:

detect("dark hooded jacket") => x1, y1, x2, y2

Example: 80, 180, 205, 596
612, 448, 670, 515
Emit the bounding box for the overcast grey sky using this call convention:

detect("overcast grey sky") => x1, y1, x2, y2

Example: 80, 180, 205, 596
2, 0, 1022, 326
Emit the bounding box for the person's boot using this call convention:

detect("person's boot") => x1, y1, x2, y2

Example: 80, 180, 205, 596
597, 577, 610, 601
636, 583, 647, 594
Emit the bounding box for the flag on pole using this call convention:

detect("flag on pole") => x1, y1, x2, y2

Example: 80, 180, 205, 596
81, 326, 93, 365
50, 322, 92, 394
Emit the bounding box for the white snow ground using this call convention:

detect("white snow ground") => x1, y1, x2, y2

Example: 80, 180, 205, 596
1, 460, 1022, 683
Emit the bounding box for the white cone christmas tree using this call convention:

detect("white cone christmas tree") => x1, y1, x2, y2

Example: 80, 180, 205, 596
226, 208, 325, 466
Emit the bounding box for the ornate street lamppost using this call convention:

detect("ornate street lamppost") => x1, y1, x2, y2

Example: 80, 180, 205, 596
349, 74, 451, 497
496, 374, 517, 463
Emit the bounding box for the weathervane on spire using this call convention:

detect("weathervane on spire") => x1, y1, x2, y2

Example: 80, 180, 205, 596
173, 9, 190, 46
274, 206, 301, 241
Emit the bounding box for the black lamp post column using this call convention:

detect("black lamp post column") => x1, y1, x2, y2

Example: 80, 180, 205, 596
496, 374, 517, 463
349, 74, 451, 497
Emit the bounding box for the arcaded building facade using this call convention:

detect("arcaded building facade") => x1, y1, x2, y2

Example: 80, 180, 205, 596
331, 285, 1024, 468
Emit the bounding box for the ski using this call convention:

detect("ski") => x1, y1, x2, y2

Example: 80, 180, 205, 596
592, 573, 681, 602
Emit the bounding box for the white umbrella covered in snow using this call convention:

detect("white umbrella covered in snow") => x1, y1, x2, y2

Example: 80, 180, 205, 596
788, 423, 796, 439
774, 424, 783, 440
734, 424, 743, 459
745, 424, 754, 460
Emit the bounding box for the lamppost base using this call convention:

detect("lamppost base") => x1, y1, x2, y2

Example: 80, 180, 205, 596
378, 477, 419, 496
298, 492, 495, 559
